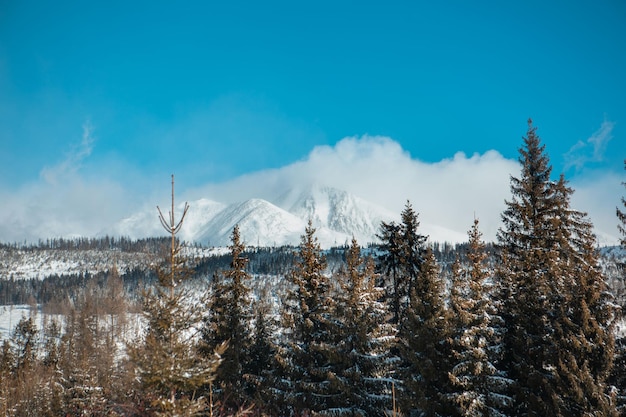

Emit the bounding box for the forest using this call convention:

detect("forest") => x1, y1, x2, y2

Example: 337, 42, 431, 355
1, 120, 626, 416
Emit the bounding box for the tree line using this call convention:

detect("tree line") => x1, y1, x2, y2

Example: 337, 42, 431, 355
0, 120, 625, 416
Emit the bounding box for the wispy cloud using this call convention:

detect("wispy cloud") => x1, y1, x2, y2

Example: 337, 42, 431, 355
0, 134, 620, 245
564, 119, 615, 171
189, 136, 521, 242
0, 121, 135, 242
40, 121, 95, 185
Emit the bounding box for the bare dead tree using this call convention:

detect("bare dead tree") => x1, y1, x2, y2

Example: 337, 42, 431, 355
157, 174, 190, 288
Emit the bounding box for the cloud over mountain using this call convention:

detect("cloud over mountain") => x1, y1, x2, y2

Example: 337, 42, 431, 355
0, 135, 621, 246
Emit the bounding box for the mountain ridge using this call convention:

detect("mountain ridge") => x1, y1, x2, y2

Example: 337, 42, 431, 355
114, 185, 401, 248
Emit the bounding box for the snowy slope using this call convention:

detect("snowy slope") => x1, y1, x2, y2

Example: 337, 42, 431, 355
275, 184, 397, 245
114, 185, 399, 248
113, 198, 226, 241
0, 247, 156, 280
194, 199, 306, 247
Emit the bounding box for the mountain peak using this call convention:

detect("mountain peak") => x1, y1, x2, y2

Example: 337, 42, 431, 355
115, 186, 398, 248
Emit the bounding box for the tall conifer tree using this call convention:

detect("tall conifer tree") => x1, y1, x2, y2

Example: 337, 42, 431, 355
332, 237, 397, 416
128, 176, 224, 416
199, 224, 253, 405
498, 120, 617, 416
377, 220, 403, 323
378, 201, 427, 324
616, 160, 626, 247
399, 248, 451, 416
448, 219, 512, 416
278, 219, 338, 415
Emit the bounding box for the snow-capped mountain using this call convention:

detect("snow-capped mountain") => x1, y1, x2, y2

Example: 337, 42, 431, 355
275, 184, 398, 245
194, 199, 305, 247
113, 185, 398, 248
113, 198, 226, 242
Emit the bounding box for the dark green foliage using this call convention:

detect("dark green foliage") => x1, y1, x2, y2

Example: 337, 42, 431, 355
618, 160, 626, 246
199, 225, 254, 404
331, 237, 397, 416
447, 219, 512, 416
399, 248, 452, 416
498, 120, 617, 416
247, 285, 278, 409
128, 241, 224, 415
278, 219, 339, 415
378, 201, 428, 324
128, 179, 224, 416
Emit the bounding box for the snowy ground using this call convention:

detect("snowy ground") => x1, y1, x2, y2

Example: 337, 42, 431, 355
0, 304, 46, 340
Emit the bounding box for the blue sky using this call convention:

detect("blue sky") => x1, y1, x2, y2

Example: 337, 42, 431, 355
0, 1, 625, 243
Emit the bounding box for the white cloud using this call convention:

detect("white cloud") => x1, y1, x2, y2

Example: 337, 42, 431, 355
564, 119, 615, 171
40, 121, 95, 185
0, 122, 135, 243
0, 134, 620, 245
188, 136, 520, 242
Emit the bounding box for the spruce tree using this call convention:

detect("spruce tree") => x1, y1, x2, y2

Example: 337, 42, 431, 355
378, 201, 428, 324
331, 237, 397, 416
498, 120, 617, 416
613, 160, 626, 414
616, 160, 626, 247
377, 220, 403, 323
278, 219, 338, 415
128, 175, 224, 416
247, 285, 277, 410
447, 219, 512, 416
399, 247, 451, 416
199, 224, 253, 405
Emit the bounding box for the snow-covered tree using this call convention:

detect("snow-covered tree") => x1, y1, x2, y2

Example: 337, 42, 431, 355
199, 224, 254, 406
498, 120, 617, 416
378, 201, 428, 324
447, 219, 512, 416
330, 237, 397, 416
616, 160, 626, 247
278, 219, 339, 415
128, 175, 224, 416
399, 247, 452, 416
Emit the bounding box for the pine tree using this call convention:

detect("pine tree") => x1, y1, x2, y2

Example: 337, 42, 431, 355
378, 220, 403, 323
616, 160, 626, 247
378, 201, 428, 324
399, 247, 451, 416
498, 120, 617, 416
278, 219, 338, 415
60, 297, 108, 415
199, 224, 253, 405
331, 237, 397, 416
247, 285, 278, 410
0, 340, 13, 415
613, 160, 626, 414
447, 219, 512, 416
4, 315, 52, 417
128, 175, 224, 416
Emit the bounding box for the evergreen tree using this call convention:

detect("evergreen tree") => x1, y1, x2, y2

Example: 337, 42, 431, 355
399, 247, 451, 416
128, 175, 224, 416
247, 285, 278, 410
378, 220, 403, 323
0, 340, 13, 415
331, 237, 397, 416
60, 297, 108, 415
378, 201, 428, 324
616, 160, 626, 247
447, 219, 512, 416
278, 219, 338, 415
8, 316, 40, 416
498, 120, 617, 416
613, 160, 626, 414
199, 224, 253, 405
